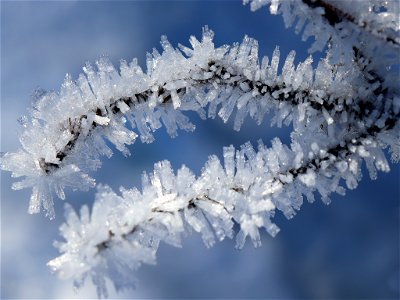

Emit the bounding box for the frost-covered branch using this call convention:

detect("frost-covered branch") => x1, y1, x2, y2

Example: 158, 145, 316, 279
1, 26, 382, 219
246, 0, 400, 49
302, 0, 400, 47
48, 94, 399, 297
245, 0, 400, 77
1, 0, 399, 298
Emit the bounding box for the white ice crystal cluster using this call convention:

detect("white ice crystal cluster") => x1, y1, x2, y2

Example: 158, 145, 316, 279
1, 0, 399, 298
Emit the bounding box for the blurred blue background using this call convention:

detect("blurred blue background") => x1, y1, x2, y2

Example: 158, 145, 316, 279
1, 1, 399, 298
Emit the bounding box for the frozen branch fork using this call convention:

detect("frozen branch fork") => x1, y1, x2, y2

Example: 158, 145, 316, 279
1, 0, 399, 298
1, 27, 397, 218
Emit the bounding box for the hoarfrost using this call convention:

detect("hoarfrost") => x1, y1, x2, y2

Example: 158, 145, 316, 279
0, 0, 399, 297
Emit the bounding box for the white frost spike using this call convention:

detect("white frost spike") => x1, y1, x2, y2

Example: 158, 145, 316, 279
268, 46, 280, 80
218, 93, 239, 123
223, 145, 235, 179
170, 90, 181, 109
282, 50, 295, 84
322, 108, 334, 125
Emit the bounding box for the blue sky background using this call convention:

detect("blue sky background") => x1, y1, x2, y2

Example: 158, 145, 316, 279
1, 1, 399, 298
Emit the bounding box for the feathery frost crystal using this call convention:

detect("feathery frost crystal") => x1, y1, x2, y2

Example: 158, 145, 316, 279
1, 0, 399, 297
